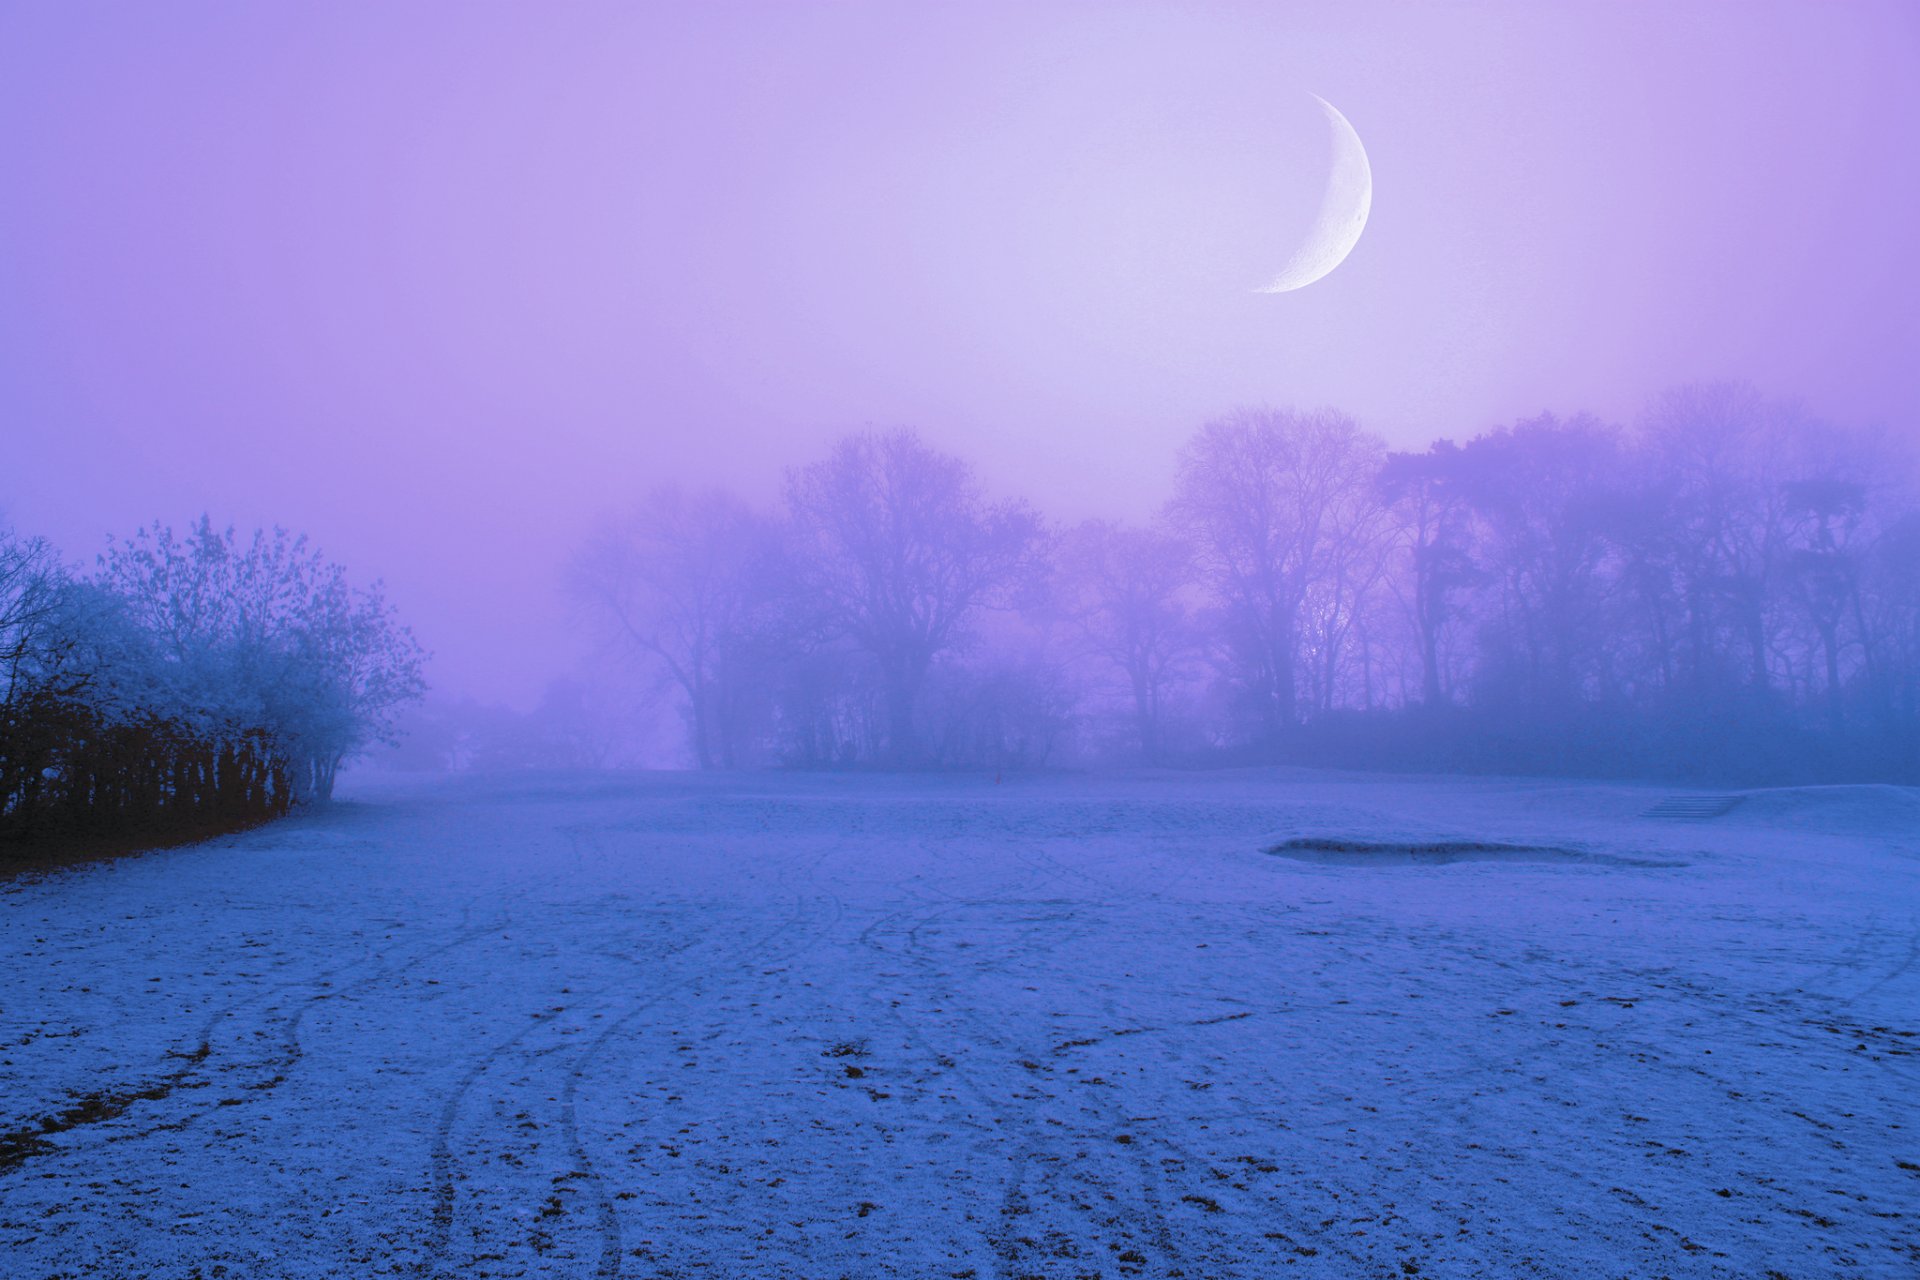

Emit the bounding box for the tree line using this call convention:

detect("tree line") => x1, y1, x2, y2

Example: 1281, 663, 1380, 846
1, 518, 425, 850
570, 384, 1920, 782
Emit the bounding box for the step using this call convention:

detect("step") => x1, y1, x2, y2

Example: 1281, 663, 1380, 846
1640, 794, 1744, 821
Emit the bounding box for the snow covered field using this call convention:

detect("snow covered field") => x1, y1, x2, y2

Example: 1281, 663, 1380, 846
3, 769, 1917, 1279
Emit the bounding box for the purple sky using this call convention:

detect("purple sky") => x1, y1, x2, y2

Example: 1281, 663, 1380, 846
5, 1, 1917, 705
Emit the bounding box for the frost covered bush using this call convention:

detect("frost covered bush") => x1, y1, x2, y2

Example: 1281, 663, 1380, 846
0, 519, 424, 848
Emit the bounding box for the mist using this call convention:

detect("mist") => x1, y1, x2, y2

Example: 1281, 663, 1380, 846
5, 1, 1916, 714
9, 8, 1920, 1275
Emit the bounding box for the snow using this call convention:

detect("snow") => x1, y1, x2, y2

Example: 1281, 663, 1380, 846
3, 768, 1917, 1278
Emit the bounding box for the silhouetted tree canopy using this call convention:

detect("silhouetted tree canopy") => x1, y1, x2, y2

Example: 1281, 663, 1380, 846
569, 389, 1918, 782
785, 429, 1044, 763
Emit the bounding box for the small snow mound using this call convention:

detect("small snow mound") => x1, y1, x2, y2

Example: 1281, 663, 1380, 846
1267, 837, 1685, 868
1727, 785, 1920, 836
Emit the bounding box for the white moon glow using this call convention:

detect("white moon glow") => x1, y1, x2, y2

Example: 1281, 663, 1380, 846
1256, 94, 1372, 293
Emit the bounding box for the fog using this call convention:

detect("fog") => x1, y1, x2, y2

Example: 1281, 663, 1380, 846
10, 11, 1920, 1270
4, 1, 1917, 750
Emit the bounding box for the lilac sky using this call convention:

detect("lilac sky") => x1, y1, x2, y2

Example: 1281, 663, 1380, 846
5, 2, 1917, 705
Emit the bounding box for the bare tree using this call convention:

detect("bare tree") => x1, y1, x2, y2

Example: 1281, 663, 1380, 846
1377, 442, 1477, 707
1636, 384, 1813, 696
569, 487, 776, 769
1780, 479, 1864, 727
1170, 407, 1385, 738
1863, 511, 1920, 743
1056, 519, 1198, 761
785, 429, 1042, 764
1451, 415, 1627, 708
1299, 462, 1395, 715
0, 527, 63, 706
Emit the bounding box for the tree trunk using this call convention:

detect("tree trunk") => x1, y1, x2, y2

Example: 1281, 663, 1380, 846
1129, 667, 1158, 763
885, 661, 922, 766
1821, 621, 1844, 730
1271, 616, 1297, 731
688, 683, 715, 770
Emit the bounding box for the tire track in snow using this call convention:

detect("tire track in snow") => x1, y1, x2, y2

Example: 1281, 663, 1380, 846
425, 831, 847, 1278
857, 847, 1201, 1280
852, 892, 1040, 1280
423, 921, 685, 1273
949, 832, 1451, 1276
2, 910, 504, 1172
551, 841, 846, 1278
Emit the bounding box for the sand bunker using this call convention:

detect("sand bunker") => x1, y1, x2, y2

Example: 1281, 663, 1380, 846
1267, 837, 1685, 868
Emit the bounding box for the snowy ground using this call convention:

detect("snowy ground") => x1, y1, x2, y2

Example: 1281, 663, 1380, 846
3, 769, 1918, 1280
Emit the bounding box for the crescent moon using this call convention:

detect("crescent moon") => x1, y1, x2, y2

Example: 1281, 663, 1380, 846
1256, 94, 1372, 293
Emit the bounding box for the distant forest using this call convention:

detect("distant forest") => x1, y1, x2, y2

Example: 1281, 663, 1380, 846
9, 380, 1918, 848
0, 520, 423, 850
444, 381, 1910, 784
